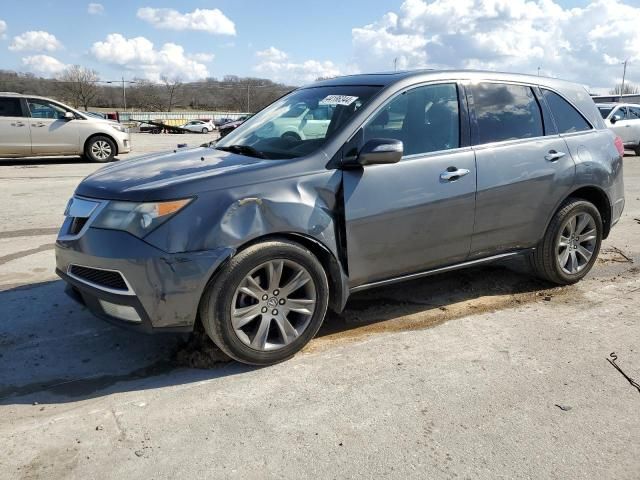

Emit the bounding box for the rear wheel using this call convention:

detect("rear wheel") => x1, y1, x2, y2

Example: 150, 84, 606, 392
634, 145, 640, 156
84, 136, 116, 162
530, 198, 602, 285
199, 240, 329, 365
202, 127, 208, 133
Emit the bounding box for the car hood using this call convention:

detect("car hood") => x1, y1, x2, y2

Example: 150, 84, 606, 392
75, 147, 269, 201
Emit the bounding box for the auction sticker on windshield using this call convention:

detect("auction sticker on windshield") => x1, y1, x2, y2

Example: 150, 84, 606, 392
319, 95, 359, 106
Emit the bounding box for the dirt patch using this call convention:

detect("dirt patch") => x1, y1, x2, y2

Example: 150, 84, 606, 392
598, 247, 634, 264
173, 324, 232, 369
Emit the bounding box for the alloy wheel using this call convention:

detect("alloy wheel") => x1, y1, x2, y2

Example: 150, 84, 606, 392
557, 212, 597, 275
231, 259, 317, 351
91, 140, 112, 160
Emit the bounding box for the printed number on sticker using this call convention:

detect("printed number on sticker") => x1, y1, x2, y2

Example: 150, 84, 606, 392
318, 95, 359, 106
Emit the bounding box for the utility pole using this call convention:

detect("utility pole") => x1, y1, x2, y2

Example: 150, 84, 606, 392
620, 59, 628, 101
537, 66, 541, 77
393, 57, 398, 72
122, 75, 127, 111
247, 82, 250, 112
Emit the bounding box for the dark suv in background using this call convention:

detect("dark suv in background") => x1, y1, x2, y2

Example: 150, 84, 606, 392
56, 70, 625, 365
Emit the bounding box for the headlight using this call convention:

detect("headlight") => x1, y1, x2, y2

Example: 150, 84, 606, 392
111, 124, 126, 133
92, 198, 192, 238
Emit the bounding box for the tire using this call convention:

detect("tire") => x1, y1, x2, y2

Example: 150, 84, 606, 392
202, 127, 208, 134
530, 198, 603, 285
199, 240, 329, 365
281, 132, 301, 142
84, 135, 116, 163
634, 146, 640, 157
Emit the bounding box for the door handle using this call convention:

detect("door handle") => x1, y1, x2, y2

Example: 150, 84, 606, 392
440, 167, 471, 181
32, 123, 45, 127
12, 122, 25, 127
545, 150, 566, 162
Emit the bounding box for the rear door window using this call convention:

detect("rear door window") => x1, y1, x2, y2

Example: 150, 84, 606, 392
628, 106, 640, 120
0, 97, 23, 117
470, 82, 543, 144
541, 89, 592, 134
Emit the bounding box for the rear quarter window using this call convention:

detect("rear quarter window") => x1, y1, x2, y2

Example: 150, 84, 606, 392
0, 97, 23, 117
542, 89, 592, 134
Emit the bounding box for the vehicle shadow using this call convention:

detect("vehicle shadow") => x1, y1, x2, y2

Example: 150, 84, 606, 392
0, 258, 548, 406
0, 156, 91, 166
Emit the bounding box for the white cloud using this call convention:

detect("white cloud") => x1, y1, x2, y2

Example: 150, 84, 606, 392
91, 33, 209, 81
9, 31, 63, 52
0, 19, 6, 39
254, 47, 345, 84
88, 3, 104, 15
21, 55, 68, 76
190, 52, 215, 63
137, 7, 236, 35
351, 0, 640, 88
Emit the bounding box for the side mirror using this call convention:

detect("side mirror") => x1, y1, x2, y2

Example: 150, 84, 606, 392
64, 111, 75, 120
610, 114, 623, 124
343, 138, 403, 168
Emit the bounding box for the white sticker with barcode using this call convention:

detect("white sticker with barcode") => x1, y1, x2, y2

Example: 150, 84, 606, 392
318, 95, 359, 106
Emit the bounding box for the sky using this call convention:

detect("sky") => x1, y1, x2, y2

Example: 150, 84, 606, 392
0, 0, 639, 92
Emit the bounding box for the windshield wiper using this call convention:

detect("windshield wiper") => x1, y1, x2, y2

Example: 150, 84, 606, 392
215, 144, 266, 159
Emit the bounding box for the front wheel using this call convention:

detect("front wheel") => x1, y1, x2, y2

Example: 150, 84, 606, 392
84, 136, 116, 162
530, 198, 602, 285
199, 240, 329, 365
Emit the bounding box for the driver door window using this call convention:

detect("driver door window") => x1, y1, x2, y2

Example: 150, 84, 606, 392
27, 99, 68, 119
363, 83, 460, 156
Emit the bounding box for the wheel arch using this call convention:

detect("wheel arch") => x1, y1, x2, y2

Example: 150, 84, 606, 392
544, 185, 612, 241
83, 132, 119, 156
197, 232, 349, 327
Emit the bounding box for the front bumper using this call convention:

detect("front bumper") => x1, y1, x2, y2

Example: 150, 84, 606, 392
55, 227, 233, 332
115, 132, 132, 154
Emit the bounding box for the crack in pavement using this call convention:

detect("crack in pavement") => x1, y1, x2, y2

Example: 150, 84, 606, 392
0, 228, 59, 240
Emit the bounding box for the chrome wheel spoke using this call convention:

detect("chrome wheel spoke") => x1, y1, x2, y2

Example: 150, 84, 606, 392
575, 214, 590, 235
274, 315, 299, 343
566, 216, 576, 236
232, 304, 261, 329
280, 269, 311, 297
578, 229, 596, 243
267, 260, 284, 291
576, 245, 592, 263
286, 298, 315, 315
559, 247, 570, 268
251, 316, 272, 350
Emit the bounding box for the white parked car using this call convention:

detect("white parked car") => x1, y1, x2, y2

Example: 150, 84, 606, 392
179, 120, 216, 133
597, 103, 640, 155
0, 92, 131, 162
256, 102, 333, 141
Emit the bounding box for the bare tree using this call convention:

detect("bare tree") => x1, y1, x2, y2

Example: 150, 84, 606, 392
58, 65, 100, 110
128, 79, 164, 110
161, 75, 183, 112
610, 83, 640, 95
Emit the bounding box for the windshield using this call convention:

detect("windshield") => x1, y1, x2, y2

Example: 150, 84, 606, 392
597, 106, 613, 118
215, 85, 382, 159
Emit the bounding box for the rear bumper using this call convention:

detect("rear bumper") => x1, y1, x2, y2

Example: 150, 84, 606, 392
55, 228, 233, 331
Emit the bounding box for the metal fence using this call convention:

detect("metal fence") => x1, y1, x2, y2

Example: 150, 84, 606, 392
118, 111, 250, 123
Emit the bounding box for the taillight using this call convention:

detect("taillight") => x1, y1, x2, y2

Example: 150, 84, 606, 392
614, 136, 625, 156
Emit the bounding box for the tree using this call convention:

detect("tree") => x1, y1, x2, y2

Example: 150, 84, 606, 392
58, 65, 99, 110
161, 75, 183, 112
610, 83, 640, 95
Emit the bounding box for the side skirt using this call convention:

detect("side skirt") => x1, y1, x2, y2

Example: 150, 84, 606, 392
349, 250, 533, 293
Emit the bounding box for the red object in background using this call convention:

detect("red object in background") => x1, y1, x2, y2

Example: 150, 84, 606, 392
614, 136, 625, 156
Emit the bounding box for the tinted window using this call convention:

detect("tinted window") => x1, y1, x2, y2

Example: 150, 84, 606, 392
364, 83, 460, 156
471, 83, 543, 144
0, 97, 23, 117
27, 99, 68, 119
542, 89, 591, 133
612, 107, 627, 120
628, 106, 640, 120
597, 106, 613, 118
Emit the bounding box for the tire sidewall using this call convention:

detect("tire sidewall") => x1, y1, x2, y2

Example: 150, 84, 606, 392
85, 136, 116, 162
550, 201, 602, 283
202, 242, 329, 365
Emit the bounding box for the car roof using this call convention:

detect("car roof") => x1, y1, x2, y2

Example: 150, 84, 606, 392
310, 69, 589, 90
596, 102, 640, 107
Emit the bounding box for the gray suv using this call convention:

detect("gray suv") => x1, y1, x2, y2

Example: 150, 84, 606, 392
0, 93, 130, 162
55, 70, 625, 365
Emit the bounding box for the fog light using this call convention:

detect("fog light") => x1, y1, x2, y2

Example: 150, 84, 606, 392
98, 300, 141, 323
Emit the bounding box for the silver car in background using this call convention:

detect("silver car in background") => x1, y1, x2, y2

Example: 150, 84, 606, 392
0, 92, 130, 162
597, 103, 640, 155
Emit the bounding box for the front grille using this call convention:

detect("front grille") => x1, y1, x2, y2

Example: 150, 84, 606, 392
68, 265, 128, 291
